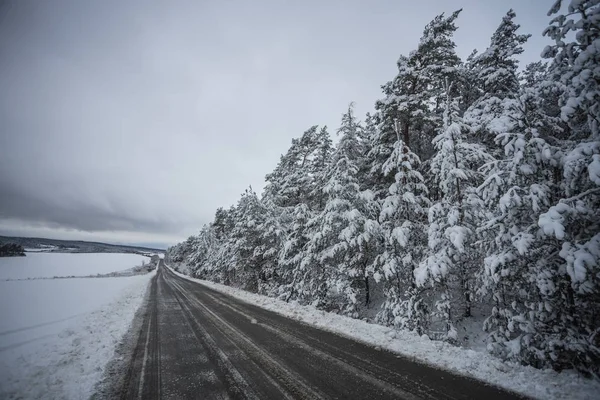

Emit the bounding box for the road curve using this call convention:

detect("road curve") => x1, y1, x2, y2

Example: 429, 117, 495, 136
115, 262, 525, 400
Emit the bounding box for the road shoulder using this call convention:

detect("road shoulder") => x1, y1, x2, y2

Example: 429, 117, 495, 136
90, 274, 155, 400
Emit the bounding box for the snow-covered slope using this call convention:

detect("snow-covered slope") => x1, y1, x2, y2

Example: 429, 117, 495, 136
0, 252, 148, 280
0, 272, 154, 399
168, 266, 600, 400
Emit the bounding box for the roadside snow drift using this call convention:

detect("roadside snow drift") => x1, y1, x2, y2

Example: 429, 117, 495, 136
168, 266, 600, 400
0, 260, 154, 399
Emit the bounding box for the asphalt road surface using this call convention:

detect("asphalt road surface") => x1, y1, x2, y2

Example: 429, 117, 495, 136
115, 262, 525, 399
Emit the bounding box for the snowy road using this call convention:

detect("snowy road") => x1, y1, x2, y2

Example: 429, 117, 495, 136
113, 263, 525, 400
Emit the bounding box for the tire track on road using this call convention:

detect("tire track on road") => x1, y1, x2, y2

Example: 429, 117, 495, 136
194, 288, 427, 400
164, 274, 259, 400
168, 277, 324, 400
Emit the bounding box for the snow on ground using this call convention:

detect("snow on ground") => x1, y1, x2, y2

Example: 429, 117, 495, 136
168, 266, 600, 400
0, 274, 154, 399
0, 253, 154, 399
0, 252, 148, 280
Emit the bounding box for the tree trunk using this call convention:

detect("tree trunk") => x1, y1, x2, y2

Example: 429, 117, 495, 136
403, 121, 410, 148
365, 276, 370, 306
464, 282, 472, 318
458, 264, 471, 318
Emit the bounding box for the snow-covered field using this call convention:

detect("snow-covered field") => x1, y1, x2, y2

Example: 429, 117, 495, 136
168, 266, 600, 400
0, 253, 154, 399
0, 252, 148, 280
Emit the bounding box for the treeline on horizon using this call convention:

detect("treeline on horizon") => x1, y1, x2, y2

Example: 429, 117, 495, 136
0, 243, 26, 257
167, 1, 599, 377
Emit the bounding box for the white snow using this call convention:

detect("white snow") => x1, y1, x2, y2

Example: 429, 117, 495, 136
0, 252, 148, 280
0, 253, 154, 399
589, 154, 600, 185
168, 266, 600, 400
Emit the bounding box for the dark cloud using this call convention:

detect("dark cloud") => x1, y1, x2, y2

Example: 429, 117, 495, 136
0, 183, 180, 234
0, 0, 553, 245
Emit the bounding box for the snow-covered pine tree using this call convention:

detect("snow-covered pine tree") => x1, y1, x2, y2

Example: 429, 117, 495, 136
543, 0, 600, 137
373, 116, 430, 333
228, 188, 262, 291
357, 112, 379, 191
372, 10, 463, 335
279, 202, 314, 302
458, 49, 481, 114
304, 104, 382, 316
208, 205, 238, 285
410, 9, 463, 160
414, 81, 491, 341
309, 126, 334, 211
262, 125, 332, 302
473, 18, 575, 369
356, 112, 384, 308
227, 187, 284, 295
360, 112, 376, 144
370, 10, 463, 196
166, 236, 196, 266
263, 125, 321, 209
464, 10, 530, 148
369, 57, 420, 200
254, 200, 285, 296
212, 207, 230, 240
536, 0, 600, 376
186, 226, 211, 278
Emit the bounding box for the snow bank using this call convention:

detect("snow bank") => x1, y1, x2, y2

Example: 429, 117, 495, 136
168, 267, 600, 400
0, 271, 155, 399
0, 252, 148, 280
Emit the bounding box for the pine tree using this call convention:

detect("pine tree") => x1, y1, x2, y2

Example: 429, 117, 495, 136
370, 11, 463, 198
227, 188, 284, 295
187, 226, 211, 278
310, 126, 334, 211
265, 126, 333, 301
410, 9, 463, 159
304, 104, 382, 316
371, 11, 462, 335
209, 205, 238, 285
370, 57, 421, 199
536, 0, 600, 376
464, 10, 530, 147
263, 126, 321, 209
475, 46, 571, 371
373, 115, 430, 333
229, 188, 264, 291
279, 202, 314, 302
459, 49, 481, 114
415, 81, 491, 340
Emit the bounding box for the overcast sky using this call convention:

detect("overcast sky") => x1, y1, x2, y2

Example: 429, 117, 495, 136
0, 0, 553, 248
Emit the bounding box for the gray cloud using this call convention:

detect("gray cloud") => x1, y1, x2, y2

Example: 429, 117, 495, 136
0, 0, 553, 245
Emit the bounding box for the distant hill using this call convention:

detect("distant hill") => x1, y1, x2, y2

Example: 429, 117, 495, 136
0, 236, 165, 255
